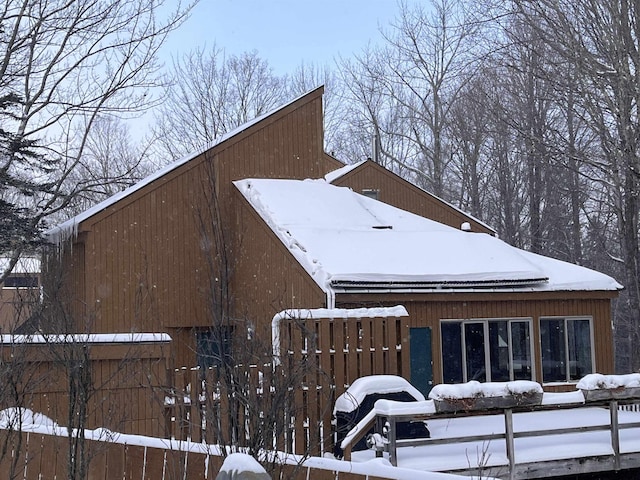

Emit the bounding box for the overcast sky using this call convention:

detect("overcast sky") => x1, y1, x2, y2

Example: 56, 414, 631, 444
161, 0, 417, 75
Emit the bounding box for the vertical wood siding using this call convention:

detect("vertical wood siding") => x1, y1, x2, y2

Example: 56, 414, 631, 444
62, 90, 330, 367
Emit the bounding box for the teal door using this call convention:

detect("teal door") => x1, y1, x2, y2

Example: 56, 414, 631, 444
410, 327, 434, 396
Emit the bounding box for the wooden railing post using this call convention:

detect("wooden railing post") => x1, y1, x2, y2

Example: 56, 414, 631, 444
610, 400, 620, 471
387, 417, 398, 466
505, 408, 515, 479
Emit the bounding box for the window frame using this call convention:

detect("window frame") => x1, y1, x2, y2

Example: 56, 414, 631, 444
440, 317, 535, 383
361, 189, 380, 200
195, 326, 235, 370
539, 316, 595, 384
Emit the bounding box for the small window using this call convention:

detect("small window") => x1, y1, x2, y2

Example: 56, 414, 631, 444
196, 326, 234, 369
441, 318, 533, 383
3, 275, 39, 288
540, 317, 593, 383
361, 189, 379, 200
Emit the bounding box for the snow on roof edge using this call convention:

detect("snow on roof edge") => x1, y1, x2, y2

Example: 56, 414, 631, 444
323, 159, 366, 183
46, 86, 324, 245
236, 178, 620, 293
0, 256, 40, 275
235, 177, 333, 292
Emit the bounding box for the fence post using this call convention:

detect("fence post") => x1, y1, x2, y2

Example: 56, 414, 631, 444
387, 417, 398, 467
164, 368, 175, 439
610, 400, 620, 471
505, 408, 515, 479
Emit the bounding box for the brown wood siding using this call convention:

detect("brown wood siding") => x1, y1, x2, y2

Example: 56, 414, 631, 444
60, 89, 329, 366
0, 340, 169, 437
336, 293, 614, 387
232, 189, 327, 339
332, 161, 494, 234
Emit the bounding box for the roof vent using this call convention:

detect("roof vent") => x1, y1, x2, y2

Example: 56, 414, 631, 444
461, 222, 472, 232
372, 225, 393, 230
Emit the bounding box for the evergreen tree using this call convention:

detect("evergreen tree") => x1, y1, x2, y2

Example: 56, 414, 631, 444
0, 92, 57, 272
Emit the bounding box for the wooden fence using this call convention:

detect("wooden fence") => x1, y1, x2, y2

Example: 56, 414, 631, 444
0, 334, 171, 437
165, 310, 410, 456
0, 427, 446, 480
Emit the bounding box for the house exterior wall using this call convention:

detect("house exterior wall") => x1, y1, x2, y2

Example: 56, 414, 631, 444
52, 88, 334, 367
232, 189, 327, 334
0, 339, 169, 437
48, 87, 619, 386
336, 291, 615, 390
331, 160, 494, 235
0, 287, 36, 332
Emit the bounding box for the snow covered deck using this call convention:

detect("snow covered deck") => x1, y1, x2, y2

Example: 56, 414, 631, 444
346, 394, 640, 479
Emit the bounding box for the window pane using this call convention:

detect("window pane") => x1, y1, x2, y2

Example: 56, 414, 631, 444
568, 319, 592, 380
442, 322, 463, 383
489, 321, 510, 382
196, 327, 233, 369
541, 319, 566, 382
510, 321, 532, 380
465, 323, 486, 382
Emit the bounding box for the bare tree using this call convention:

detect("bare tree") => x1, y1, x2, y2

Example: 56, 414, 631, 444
63, 116, 154, 216
164, 152, 333, 476
288, 63, 346, 158
511, 0, 640, 370
340, 0, 486, 198
152, 47, 288, 163
0, 0, 193, 282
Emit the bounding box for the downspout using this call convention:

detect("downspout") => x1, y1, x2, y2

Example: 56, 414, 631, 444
326, 287, 335, 309
271, 311, 284, 365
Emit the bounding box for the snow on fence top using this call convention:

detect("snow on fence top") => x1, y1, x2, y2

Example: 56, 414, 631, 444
273, 305, 408, 322
0, 333, 171, 344
271, 306, 408, 361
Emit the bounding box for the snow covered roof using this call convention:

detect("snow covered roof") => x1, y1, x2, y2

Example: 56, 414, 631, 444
0, 256, 40, 275
0, 333, 171, 344
46, 87, 323, 244
234, 178, 622, 293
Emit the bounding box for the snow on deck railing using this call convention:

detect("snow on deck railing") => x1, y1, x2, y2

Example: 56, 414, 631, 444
577, 373, 640, 390
428, 380, 542, 400
0, 333, 172, 344
340, 377, 640, 475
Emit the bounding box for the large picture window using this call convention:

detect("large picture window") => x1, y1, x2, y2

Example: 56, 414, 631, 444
441, 319, 533, 384
540, 317, 593, 383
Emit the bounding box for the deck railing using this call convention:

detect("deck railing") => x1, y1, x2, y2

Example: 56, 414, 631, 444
341, 396, 640, 479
